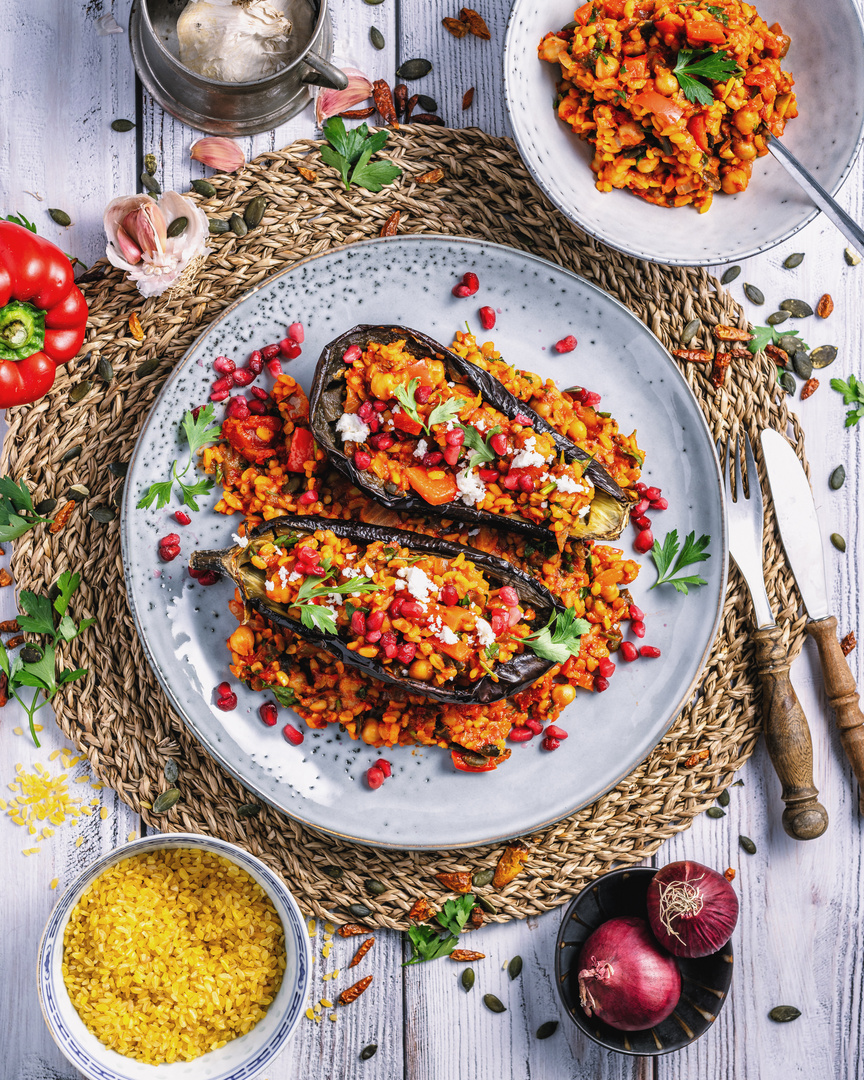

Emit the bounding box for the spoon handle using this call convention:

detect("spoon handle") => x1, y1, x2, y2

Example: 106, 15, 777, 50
768, 139, 864, 254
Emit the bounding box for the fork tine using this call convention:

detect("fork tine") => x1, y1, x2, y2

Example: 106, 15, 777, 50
743, 431, 764, 521
721, 437, 732, 504
733, 432, 744, 504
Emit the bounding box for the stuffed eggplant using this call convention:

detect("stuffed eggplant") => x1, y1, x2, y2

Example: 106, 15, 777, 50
308, 324, 633, 548
190, 515, 566, 705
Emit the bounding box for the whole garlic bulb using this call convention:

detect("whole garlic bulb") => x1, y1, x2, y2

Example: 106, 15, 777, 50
176, 0, 293, 83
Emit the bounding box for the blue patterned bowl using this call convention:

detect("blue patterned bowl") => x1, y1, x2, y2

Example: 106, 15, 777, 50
37, 833, 311, 1080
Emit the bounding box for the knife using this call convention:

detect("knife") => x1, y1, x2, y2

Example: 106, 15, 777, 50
761, 428, 864, 813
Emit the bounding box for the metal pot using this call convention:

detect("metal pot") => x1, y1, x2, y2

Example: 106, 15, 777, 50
129, 0, 348, 136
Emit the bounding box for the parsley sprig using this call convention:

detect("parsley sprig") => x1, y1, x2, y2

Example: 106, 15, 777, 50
320, 118, 402, 193
0, 572, 94, 747
458, 424, 501, 468
294, 572, 377, 635
404, 894, 477, 965
830, 375, 864, 427
747, 326, 808, 356
0, 476, 54, 541
650, 529, 711, 593
673, 48, 740, 105
137, 404, 222, 511
393, 378, 424, 430
393, 379, 468, 436
523, 607, 590, 664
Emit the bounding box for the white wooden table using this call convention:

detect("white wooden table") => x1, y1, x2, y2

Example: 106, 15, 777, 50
1, 2, 863, 1077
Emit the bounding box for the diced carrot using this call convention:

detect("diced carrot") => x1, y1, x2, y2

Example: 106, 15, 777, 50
622, 55, 648, 82
405, 467, 458, 505
573, 2, 595, 26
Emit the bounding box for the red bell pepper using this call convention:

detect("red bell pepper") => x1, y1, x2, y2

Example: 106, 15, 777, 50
285, 426, 315, 472
685, 18, 727, 45
451, 749, 498, 773
405, 467, 458, 505
222, 414, 282, 464
0, 222, 87, 408
687, 114, 710, 152
573, 2, 596, 26
392, 407, 424, 436
632, 90, 685, 126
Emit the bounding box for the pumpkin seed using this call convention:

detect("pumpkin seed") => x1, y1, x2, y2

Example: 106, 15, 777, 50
783, 252, 805, 269
20, 645, 42, 663
70, 381, 92, 402
779, 298, 813, 318
680, 318, 701, 345
461, 968, 475, 992
370, 26, 385, 49
561, 20, 577, 30
97, 355, 114, 383
475, 894, 496, 914
778, 334, 807, 354
360, 1044, 379, 1060
779, 371, 796, 395
830, 466, 846, 490
831, 533, 846, 553
144, 153, 158, 176
844, 246, 861, 266
508, 955, 523, 980
472, 868, 494, 888
152, 787, 180, 813
718, 789, 730, 807
321, 864, 343, 880
365, 878, 387, 896
107, 461, 128, 477
396, 58, 433, 80
167, 216, 188, 238
792, 351, 813, 380
739, 835, 757, 854
209, 218, 230, 234
112, 482, 125, 507
229, 213, 248, 237
111, 118, 135, 132
67, 484, 90, 502
706, 806, 725, 818
140, 171, 161, 195
136, 357, 160, 377
244, 195, 267, 229
809, 345, 837, 368
766, 310, 789, 325
347, 902, 372, 919
484, 994, 506, 1014
720, 265, 741, 284
191, 179, 217, 198
743, 283, 765, 305
237, 802, 262, 818
34, 498, 57, 516
769, 1006, 801, 1023
417, 94, 438, 112
536, 1021, 559, 1039
89, 505, 117, 523
61, 444, 82, 462
48, 208, 72, 227
362, 0, 385, 4
164, 759, 180, 782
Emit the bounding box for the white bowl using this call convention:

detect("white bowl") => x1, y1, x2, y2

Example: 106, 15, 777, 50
37, 833, 311, 1080
504, 0, 864, 265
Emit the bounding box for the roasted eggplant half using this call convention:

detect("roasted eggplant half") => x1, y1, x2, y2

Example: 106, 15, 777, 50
309, 324, 632, 544
190, 515, 562, 705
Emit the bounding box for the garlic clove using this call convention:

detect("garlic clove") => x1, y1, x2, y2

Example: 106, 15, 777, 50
190, 136, 246, 173
315, 68, 373, 125
129, 203, 168, 259
115, 225, 143, 265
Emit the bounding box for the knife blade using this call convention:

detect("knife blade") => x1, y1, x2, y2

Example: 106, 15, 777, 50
759, 429, 830, 620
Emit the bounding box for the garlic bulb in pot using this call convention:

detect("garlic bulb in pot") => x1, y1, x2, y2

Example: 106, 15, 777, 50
176, 0, 293, 83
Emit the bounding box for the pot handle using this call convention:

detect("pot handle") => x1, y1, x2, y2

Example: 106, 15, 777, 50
301, 52, 349, 91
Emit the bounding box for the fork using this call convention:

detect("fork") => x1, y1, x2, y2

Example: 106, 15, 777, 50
721, 432, 829, 841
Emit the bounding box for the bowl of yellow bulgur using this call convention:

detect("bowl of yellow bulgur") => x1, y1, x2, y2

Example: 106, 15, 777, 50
37, 833, 311, 1080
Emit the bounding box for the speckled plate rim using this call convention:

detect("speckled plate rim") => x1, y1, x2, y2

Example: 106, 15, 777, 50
120, 234, 728, 851
501, 0, 864, 267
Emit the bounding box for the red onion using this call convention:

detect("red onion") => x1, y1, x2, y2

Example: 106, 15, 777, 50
647, 860, 739, 958
576, 916, 681, 1031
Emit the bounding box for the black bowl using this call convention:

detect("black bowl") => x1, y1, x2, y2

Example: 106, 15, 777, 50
554, 867, 733, 1055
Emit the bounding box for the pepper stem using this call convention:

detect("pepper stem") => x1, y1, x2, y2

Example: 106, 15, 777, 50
0, 300, 46, 360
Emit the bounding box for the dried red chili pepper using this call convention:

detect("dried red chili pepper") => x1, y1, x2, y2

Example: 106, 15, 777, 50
765, 343, 789, 367
405, 94, 420, 121
724, 867, 736, 882
0, 568, 12, 587
338, 107, 375, 120
348, 936, 375, 968
373, 80, 399, 127
684, 748, 709, 768
417, 168, 445, 184
801, 377, 819, 399
394, 84, 408, 116
0, 672, 8, 708
0, 619, 19, 633
468, 906, 485, 930
380, 210, 400, 237
339, 975, 373, 1005
435, 871, 472, 893
450, 949, 486, 961
671, 348, 713, 364
48, 500, 75, 534
460, 7, 491, 39
5, 634, 24, 649
413, 114, 446, 126
443, 15, 469, 37
296, 166, 318, 183
816, 293, 834, 319
710, 351, 731, 388
841, 631, 857, 657
463, 87, 475, 110
713, 325, 753, 342
338, 923, 372, 938
128, 312, 144, 341
407, 897, 435, 921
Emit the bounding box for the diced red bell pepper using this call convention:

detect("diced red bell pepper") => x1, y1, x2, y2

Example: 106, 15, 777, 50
654, 15, 684, 36
632, 90, 684, 126
435, 638, 473, 664
687, 113, 710, 153
451, 749, 498, 773
222, 414, 282, 464
686, 18, 726, 45
622, 55, 648, 82
285, 426, 315, 472
602, 0, 627, 17
406, 467, 458, 506
392, 407, 424, 436
573, 2, 596, 26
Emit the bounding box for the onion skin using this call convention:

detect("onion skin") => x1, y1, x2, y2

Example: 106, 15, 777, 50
647, 860, 739, 959
575, 916, 681, 1031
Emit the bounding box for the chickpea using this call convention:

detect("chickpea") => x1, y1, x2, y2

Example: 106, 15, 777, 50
409, 658, 433, 681
653, 69, 679, 96
567, 418, 588, 442
595, 54, 620, 80
733, 105, 760, 136
721, 167, 750, 194
552, 683, 577, 707
732, 137, 757, 161
361, 719, 380, 745
228, 624, 256, 656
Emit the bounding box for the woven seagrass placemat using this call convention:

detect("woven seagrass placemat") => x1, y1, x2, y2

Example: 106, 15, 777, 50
2, 127, 808, 927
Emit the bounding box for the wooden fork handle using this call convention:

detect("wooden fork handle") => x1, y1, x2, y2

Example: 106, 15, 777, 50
806, 615, 864, 815
752, 625, 829, 841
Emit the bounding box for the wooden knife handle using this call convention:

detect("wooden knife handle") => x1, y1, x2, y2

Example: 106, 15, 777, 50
806, 615, 864, 815
752, 625, 829, 840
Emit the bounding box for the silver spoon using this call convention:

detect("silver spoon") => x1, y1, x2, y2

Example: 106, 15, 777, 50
768, 137, 864, 256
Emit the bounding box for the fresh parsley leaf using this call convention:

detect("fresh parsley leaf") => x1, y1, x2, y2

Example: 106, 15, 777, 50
403, 894, 477, 966
137, 475, 176, 510
178, 475, 215, 512
320, 117, 401, 194
272, 685, 298, 707
137, 406, 222, 511
706, 4, 729, 24
831, 375, 864, 427
524, 608, 590, 663
437, 895, 475, 936
428, 397, 468, 430
53, 571, 81, 618
17, 592, 55, 636
296, 574, 376, 602
299, 604, 338, 635
673, 48, 740, 105
320, 144, 351, 188
5, 212, 37, 233
0, 475, 53, 540
650, 529, 711, 593
58, 667, 87, 684
459, 424, 501, 468
182, 403, 222, 458
747, 326, 807, 356
394, 378, 424, 429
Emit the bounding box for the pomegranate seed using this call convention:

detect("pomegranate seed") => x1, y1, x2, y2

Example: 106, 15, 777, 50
397, 642, 416, 664
354, 450, 372, 471
159, 544, 180, 562
379, 433, 397, 451
545, 725, 568, 740
279, 338, 301, 360
462, 272, 479, 292
635, 482, 648, 496
597, 657, 616, 678
555, 335, 577, 353
197, 571, 219, 586
423, 451, 444, 468
261, 343, 280, 361
499, 585, 519, 606
443, 445, 461, 466
645, 486, 662, 501
351, 610, 366, 636
501, 473, 519, 490
634, 528, 654, 554
508, 726, 534, 742
651, 497, 669, 511
248, 353, 265, 374
381, 631, 398, 658
268, 358, 284, 377
440, 584, 459, 607
213, 356, 235, 374
188, 566, 203, 579
582, 391, 602, 408
259, 702, 278, 727
365, 630, 382, 643
491, 615, 506, 636
216, 693, 237, 711
343, 344, 361, 364
297, 545, 320, 563
400, 601, 424, 620
375, 758, 392, 778
297, 490, 318, 506
452, 284, 473, 298
479, 306, 496, 330
489, 432, 508, 456
629, 604, 645, 621
640, 645, 661, 658
621, 641, 639, 663
288, 321, 304, 343
631, 620, 646, 639
212, 375, 234, 393
210, 388, 230, 402
525, 718, 543, 735
366, 610, 385, 633
282, 723, 304, 745
372, 399, 388, 413
445, 427, 465, 447
366, 766, 384, 790
631, 499, 650, 517
542, 736, 561, 751
367, 416, 381, 433
415, 384, 433, 404
518, 473, 534, 493
634, 515, 651, 530
514, 412, 532, 425
358, 400, 375, 421
174, 510, 191, 526
247, 386, 268, 401
217, 681, 232, 695
389, 597, 404, 617
226, 396, 250, 419
160, 533, 180, 546
247, 349, 262, 366
478, 467, 499, 482
594, 676, 610, 693
247, 399, 266, 415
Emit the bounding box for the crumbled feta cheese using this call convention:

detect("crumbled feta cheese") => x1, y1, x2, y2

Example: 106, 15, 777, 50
555, 473, 584, 494
414, 438, 428, 459
231, 532, 249, 548
468, 528, 480, 536
264, 579, 275, 592
540, 500, 548, 508
364, 564, 374, 576
578, 505, 591, 519
510, 436, 547, 470
455, 467, 486, 507
336, 411, 371, 444
342, 566, 360, 578
400, 566, 437, 604
288, 570, 301, 582
327, 593, 344, 607
475, 618, 495, 646
278, 565, 290, 588
394, 580, 406, 590
438, 623, 459, 645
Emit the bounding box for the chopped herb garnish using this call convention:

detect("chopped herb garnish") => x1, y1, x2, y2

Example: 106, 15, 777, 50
748, 326, 808, 355
4, 212, 37, 233
830, 375, 864, 427
458, 424, 501, 468
427, 396, 468, 430
393, 377, 424, 430
137, 403, 221, 511
524, 607, 590, 663
404, 894, 476, 965
706, 4, 730, 24
272, 685, 298, 707
673, 48, 740, 105
294, 570, 377, 635
650, 529, 711, 593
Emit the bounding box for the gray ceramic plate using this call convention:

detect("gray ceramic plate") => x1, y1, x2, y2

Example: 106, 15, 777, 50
503, 0, 864, 266
121, 236, 728, 850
